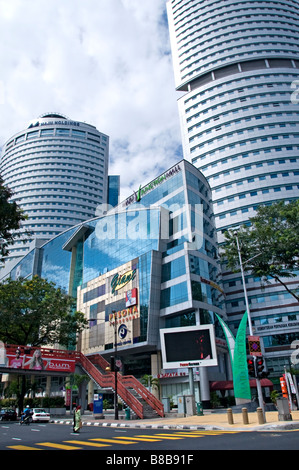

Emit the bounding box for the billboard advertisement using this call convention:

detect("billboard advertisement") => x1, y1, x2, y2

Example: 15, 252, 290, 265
1, 344, 76, 373
160, 325, 218, 369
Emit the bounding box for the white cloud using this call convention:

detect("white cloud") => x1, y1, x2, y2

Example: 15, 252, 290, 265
0, 0, 183, 200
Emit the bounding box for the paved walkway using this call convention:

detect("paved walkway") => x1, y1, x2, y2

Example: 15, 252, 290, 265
54, 409, 299, 432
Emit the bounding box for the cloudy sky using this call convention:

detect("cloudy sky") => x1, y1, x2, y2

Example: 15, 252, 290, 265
0, 0, 183, 200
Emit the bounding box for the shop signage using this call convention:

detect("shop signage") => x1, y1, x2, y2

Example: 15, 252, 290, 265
2, 345, 76, 373
257, 321, 299, 332
111, 269, 136, 294
200, 276, 225, 295
118, 324, 128, 340
157, 372, 187, 378
123, 164, 181, 207
109, 305, 139, 323
126, 288, 138, 307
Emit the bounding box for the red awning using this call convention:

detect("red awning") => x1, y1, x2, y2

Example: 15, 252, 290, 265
210, 379, 273, 391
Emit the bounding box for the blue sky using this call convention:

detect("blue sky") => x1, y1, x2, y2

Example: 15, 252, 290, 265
0, 0, 183, 200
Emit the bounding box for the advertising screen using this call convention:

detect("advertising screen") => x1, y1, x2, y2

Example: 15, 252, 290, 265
160, 325, 217, 369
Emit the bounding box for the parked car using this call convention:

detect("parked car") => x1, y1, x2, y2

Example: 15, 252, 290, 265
0, 409, 17, 421
31, 408, 50, 422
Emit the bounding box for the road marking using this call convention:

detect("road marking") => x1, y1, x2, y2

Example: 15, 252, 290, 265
7, 445, 42, 450
181, 430, 239, 435
64, 440, 111, 447
36, 442, 82, 450
134, 434, 183, 440
166, 433, 205, 438
154, 433, 195, 437
90, 438, 136, 444
115, 436, 162, 442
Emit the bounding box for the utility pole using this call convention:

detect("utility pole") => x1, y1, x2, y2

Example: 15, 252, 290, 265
235, 232, 266, 421
112, 310, 118, 420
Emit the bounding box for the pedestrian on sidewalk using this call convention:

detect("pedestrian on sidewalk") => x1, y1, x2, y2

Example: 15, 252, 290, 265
73, 405, 82, 433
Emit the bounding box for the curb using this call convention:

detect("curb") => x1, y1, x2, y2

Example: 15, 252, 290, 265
50, 418, 299, 432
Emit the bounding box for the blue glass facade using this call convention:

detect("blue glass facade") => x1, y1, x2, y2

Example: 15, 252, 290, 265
4, 160, 229, 402
107, 175, 120, 207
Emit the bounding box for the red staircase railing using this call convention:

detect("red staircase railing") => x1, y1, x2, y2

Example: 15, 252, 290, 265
4, 345, 164, 419
75, 352, 145, 418
86, 354, 164, 418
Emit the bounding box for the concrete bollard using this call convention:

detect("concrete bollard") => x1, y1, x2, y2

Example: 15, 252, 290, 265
257, 407, 265, 424
242, 407, 249, 425
227, 408, 234, 425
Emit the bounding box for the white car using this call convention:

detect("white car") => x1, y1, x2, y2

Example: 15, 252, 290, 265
31, 408, 50, 422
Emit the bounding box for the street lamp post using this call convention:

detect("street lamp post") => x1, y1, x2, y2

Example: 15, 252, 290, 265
234, 233, 266, 421
111, 311, 118, 420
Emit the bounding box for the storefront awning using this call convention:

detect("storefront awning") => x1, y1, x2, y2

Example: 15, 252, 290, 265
210, 379, 273, 391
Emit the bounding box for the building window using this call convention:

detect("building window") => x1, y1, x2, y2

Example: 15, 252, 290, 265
160, 282, 188, 309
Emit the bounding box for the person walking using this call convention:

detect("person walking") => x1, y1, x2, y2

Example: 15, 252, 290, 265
73, 405, 82, 433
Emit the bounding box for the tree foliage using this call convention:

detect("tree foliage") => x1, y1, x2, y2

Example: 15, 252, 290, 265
222, 200, 299, 302
0, 175, 28, 261
0, 276, 88, 348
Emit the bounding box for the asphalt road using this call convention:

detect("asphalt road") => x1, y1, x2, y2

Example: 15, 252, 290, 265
1, 421, 299, 454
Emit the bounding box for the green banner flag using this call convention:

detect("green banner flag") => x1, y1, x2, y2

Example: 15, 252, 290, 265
216, 312, 251, 400
215, 314, 235, 365
232, 311, 251, 400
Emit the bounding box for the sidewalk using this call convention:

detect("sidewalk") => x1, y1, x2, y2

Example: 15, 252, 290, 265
54, 409, 299, 432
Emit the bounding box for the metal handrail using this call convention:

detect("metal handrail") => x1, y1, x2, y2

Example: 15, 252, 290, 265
76, 352, 144, 418
87, 353, 164, 417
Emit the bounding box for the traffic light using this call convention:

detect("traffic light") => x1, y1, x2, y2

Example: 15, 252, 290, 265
247, 357, 256, 377
256, 358, 264, 378
256, 357, 269, 379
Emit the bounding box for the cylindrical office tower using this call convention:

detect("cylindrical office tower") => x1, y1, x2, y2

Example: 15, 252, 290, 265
0, 113, 109, 269
167, 1, 299, 374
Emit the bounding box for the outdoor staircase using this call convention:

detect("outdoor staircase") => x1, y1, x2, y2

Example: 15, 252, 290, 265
75, 352, 164, 419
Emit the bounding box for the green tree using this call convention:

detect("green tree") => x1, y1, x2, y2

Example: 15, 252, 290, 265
222, 200, 299, 302
141, 374, 160, 391
0, 276, 88, 414
0, 175, 29, 261
0, 275, 88, 347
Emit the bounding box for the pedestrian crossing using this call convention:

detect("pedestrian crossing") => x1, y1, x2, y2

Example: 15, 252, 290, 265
6, 430, 240, 450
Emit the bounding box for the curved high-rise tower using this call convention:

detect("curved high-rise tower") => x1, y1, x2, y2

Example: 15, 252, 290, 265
0, 113, 109, 272
167, 0, 299, 378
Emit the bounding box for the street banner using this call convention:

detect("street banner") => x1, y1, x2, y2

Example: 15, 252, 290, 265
2, 344, 76, 373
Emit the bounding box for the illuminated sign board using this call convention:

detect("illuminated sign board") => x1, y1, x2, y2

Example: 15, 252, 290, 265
111, 269, 136, 294
123, 164, 181, 207
126, 288, 138, 307
109, 305, 139, 323
160, 325, 218, 369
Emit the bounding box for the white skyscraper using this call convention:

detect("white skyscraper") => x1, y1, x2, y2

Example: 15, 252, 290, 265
0, 113, 109, 275
167, 0, 299, 377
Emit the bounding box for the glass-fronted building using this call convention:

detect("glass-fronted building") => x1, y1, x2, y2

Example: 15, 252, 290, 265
107, 175, 120, 208
5, 160, 229, 405
167, 0, 299, 382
